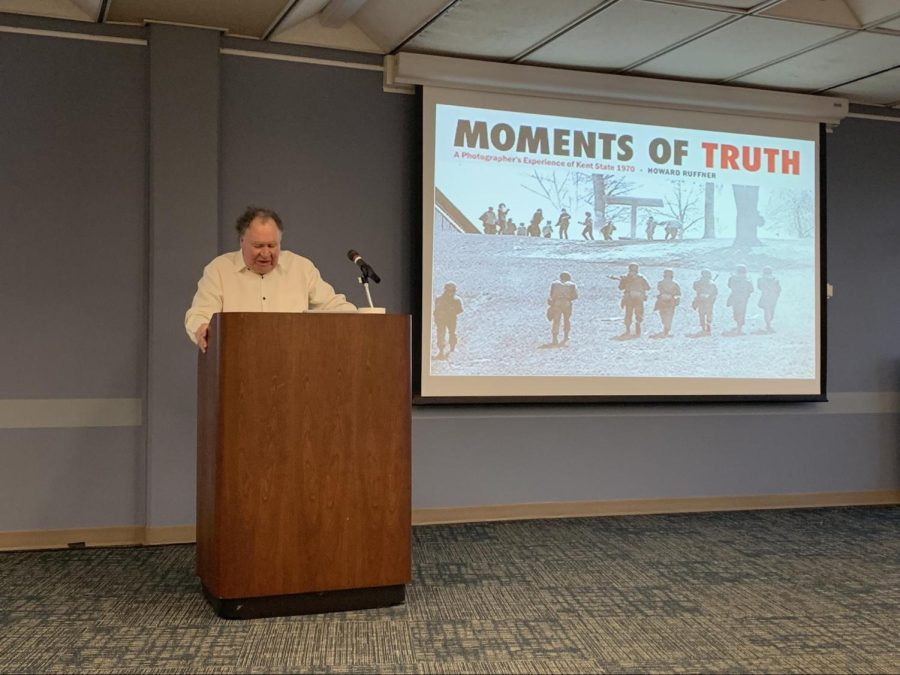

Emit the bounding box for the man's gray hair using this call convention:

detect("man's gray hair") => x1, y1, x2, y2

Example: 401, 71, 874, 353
236, 207, 283, 237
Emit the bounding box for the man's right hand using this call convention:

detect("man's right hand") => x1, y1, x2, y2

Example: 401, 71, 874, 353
195, 323, 209, 353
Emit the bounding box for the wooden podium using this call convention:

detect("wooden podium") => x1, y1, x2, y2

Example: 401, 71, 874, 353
196, 312, 411, 619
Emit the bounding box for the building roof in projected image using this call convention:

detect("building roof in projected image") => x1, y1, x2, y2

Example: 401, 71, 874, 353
2, 0, 899, 111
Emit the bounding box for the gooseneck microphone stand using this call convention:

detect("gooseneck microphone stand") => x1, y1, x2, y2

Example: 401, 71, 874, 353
357, 264, 377, 309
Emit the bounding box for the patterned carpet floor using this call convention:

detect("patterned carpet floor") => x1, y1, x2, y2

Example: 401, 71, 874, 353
0, 507, 898, 673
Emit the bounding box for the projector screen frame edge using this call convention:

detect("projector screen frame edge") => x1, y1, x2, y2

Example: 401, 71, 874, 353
817, 121, 829, 404
388, 52, 849, 127
413, 87, 828, 405
411, 392, 828, 406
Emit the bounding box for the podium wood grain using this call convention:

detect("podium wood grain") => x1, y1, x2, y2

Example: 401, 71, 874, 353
197, 313, 411, 601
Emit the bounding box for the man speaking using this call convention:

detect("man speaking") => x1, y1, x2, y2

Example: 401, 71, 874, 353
185, 206, 356, 352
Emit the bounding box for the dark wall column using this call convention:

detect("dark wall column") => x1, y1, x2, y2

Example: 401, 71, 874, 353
147, 25, 220, 527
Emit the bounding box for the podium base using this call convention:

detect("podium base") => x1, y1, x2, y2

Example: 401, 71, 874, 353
202, 583, 405, 619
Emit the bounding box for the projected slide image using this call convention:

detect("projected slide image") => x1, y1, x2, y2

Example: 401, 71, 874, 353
426, 103, 817, 387
430, 230, 813, 380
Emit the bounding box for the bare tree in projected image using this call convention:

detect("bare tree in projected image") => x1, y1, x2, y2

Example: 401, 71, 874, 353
704, 181, 716, 239
659, 180, 705, 237
520, 170, 635, 227
763, 188, 814, 239
733, 184, 763, 247
594, 174, 637, 227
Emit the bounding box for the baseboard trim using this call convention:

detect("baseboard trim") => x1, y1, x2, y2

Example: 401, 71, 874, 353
142, 525, 196, 545
1, 492, 896, 550
410, 490, 900, 525
0, 525, 196, 552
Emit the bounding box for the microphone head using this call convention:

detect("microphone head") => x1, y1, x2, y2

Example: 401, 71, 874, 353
347, 249, 358, 261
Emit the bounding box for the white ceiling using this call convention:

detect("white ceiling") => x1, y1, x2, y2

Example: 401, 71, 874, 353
2, 0, 899, 108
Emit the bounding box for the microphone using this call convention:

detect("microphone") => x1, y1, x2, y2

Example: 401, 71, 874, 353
347, 250, 381, 283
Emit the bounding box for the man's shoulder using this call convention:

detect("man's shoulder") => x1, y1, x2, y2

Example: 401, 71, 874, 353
277, 250, 315, 270
206, 251, 242, 271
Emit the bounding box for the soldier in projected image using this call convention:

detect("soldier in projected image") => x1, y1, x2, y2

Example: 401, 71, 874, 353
652, 269, 681, 338
479, 206, 497, 234
546, 272, 578, 346
580, 212, 594, 240
691, 269, 718, 337
726, 264, 754, 336
434, 282, 463, 360
615, 263, 650, 338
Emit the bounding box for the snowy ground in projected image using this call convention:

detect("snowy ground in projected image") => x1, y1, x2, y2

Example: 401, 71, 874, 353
429, 232, 816, 379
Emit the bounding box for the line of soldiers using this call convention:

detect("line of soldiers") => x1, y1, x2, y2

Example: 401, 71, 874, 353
551, 263, 783, 344
601, 263, 782, 340
433, 264, 782, 358
476, 206, 691, 244
607, 263, 782, 338
478, 205, 615, 241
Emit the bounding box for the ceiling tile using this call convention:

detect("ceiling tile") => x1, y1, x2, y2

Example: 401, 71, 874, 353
524, 0, 729, 71
825, 66, 900, 105
269, 0, 329, 35
0, 0, 93, 22
760, 0, 861, 28
353, 0, 453, 52
403, 0, 604, 60
634, 15, 845, 81
271, 15, 382, 52
70, 0, 99, 20
733, 31, 900, 91
844, 0, 900, 26
107, 0, 290, 38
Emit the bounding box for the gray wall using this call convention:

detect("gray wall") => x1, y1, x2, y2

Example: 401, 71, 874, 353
0, 27, 147, 530
0, 19, 896, 533
824, 117, 900, 392
146, 25, 220, 526
219, 50, 417, 311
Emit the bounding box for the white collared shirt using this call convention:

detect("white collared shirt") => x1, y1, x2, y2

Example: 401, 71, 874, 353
184, 250, 356, 343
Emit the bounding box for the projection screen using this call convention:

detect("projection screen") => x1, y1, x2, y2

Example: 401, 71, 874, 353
420, 85, 823, 401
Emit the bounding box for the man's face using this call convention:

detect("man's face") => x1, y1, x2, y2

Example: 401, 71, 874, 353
240, 217, 281, 275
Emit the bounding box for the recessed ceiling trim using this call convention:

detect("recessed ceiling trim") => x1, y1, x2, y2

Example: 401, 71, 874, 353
816, 65, 900, 95
861, 9, 900, 30
646, 0, 779, 14
320, 0, 367, 28
511, 0, 620, 63
745, 9, 894, 31
143, 18, 227, 33
388, 51, 849, 123
390, 0, 459, 54
868, 26, 900, 36
263, 0, 303, 40
221, 46, 382, 71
